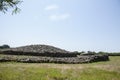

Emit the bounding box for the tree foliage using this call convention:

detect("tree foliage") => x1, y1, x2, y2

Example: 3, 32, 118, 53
0, 44, 10, 49
0, 0, 22, 14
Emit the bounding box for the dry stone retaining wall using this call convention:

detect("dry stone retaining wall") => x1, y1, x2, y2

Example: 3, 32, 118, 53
1, 50, 78, 57
0, 54, 109, 63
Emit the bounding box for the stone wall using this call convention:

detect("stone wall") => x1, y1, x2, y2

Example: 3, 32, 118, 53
1, 50, 78, 57
0, 54, 109, 63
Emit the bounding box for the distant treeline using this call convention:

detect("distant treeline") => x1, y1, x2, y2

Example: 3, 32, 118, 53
74, 51, 120, 56
97, 52, 120, 56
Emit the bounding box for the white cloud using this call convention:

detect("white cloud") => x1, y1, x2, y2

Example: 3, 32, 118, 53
49, 14, 71, 21
45, 5, 59, 11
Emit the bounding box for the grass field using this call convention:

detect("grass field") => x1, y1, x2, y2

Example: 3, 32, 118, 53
0, 56, 120, 80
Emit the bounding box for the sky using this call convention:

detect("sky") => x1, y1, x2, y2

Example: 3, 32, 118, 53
0, 0, 120, 52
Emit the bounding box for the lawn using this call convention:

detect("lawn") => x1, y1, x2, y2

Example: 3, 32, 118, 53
0, 56, 120, 80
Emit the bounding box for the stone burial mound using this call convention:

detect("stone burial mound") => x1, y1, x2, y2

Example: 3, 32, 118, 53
0, 44, 109, 63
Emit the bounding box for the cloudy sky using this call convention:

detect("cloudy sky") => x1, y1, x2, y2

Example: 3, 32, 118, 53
0, 0, 120, 52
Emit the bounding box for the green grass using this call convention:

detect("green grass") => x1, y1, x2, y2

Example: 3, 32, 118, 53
0, 56, 120, 80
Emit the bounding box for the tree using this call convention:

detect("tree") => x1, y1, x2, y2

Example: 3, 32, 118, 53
87, 51, 96, 54
0, 0, 22, 14
0, 44, 10, 49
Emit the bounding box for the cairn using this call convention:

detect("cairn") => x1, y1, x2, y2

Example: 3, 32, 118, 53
0, 44, 109, 63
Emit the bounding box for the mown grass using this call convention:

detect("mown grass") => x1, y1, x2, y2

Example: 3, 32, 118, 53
0, 56, 120, 80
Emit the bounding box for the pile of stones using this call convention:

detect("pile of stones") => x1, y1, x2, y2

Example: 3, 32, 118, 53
5, 45, 69, 53
0, 45, 109, 63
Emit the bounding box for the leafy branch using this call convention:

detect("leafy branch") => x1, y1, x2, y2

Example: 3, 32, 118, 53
0, 0, 22, 14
